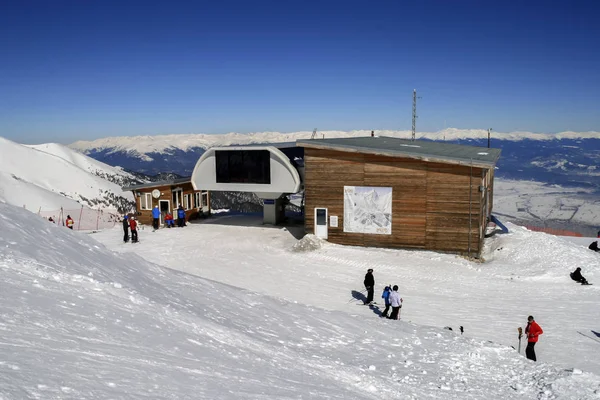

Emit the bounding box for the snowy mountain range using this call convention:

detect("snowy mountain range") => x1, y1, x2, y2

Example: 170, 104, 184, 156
69, 129, 600, 192
0, 137, 138, 214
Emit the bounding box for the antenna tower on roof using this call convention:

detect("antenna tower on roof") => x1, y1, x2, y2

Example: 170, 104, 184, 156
411, 89, 421, 141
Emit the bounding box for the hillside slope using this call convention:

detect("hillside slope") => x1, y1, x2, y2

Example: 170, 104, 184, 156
1, 203, 599, 399
0, 137, 136, 213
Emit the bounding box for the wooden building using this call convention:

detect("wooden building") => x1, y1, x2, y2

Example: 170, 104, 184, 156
296, 137, 501, 258
123, 178, 210, 226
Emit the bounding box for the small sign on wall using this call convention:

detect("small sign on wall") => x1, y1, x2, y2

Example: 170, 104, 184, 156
330, 215, 338, 228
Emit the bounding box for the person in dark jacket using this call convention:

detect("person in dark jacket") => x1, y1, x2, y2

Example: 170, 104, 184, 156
177, 205, 186, 227
129, 216, 138, 243
363, 269, 375, 305
151, 206, 160, 230
380, 285, 391, 318
122, 215, 129, 242
525, 315, 543, 362
589, 241, 599, 252
570, 267, 589, 285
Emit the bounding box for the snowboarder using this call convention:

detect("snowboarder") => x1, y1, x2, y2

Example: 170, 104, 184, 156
177, 205, 186, 227
65, 215, 74, 230
380, 285, 391, 318
122, 215, 129, 242
388, 285, 403, 320
570, 267, 589, 285
165, 212, 174, 228
130, 216, 138, 243
152, 205, 160, 231
525, 315, 543, 362
589, 241, 599, 252
363, 269, 374, 305
48, 217, 55, 223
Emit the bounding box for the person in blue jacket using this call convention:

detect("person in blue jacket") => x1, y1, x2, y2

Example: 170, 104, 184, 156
380, 285, 391, 318
177, 205, 186, 227
152, 205, 161, 231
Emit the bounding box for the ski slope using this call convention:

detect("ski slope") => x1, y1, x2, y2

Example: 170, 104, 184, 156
0, 137, 135, 212
2, 204, 600, 398
93, 214, 600, 377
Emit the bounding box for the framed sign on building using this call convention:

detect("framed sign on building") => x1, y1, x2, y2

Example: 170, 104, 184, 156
343, 186, 392, 235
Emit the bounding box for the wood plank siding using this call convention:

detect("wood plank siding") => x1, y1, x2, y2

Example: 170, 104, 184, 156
132, 182, 209, 226
304, 148, 492, 257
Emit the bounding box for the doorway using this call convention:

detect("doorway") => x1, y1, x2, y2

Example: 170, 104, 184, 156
159, 200, 170, 225
314, 208, 328, 239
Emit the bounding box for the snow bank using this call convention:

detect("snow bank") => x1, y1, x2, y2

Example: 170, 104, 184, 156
291, 234, 329, 252
3, 203, 600, 398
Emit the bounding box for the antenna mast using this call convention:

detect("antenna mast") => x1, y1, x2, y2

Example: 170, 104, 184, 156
411, 89, 420, 141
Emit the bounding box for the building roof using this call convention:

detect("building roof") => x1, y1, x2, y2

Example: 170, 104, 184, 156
122, 177, 191, 192
296, 136, 501, 168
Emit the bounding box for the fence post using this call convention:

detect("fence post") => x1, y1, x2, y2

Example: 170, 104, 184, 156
96, 208, 100, 231
77, 205, 84, 231
59, 207, 64, 226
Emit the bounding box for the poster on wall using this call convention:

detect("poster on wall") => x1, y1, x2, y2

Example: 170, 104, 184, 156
343, 186, 392, 235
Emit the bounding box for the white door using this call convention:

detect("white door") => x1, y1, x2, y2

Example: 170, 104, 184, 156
314, 208, 328, 239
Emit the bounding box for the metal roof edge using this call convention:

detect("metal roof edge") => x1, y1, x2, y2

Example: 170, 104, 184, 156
296, 140, 498, 168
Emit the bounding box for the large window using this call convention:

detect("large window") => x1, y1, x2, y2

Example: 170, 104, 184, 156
184, 193, 192, 210
140, 193, 152, 210
215, 150, 271, 184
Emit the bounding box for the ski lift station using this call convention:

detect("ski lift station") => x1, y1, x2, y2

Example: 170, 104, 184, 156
190, 136, 501, 258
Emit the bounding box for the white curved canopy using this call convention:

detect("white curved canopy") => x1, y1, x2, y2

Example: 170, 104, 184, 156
191, 146, 302, 199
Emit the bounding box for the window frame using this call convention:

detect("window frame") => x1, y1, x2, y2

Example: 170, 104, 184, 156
140, 193, 152, 210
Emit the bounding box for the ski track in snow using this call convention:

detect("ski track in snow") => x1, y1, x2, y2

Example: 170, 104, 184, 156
2, 204, 600, 399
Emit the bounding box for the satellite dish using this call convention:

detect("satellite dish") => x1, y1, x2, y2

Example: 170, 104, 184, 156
151, 189, 160, 199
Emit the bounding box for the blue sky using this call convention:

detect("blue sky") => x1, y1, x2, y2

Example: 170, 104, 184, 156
1, 0, 599, 144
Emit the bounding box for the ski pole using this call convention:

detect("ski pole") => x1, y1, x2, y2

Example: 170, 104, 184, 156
517, 327, 523, 353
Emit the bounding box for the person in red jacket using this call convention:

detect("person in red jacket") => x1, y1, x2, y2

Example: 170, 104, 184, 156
65, 215, 74, 229
129, 216, 138, 243
525, 315, 543, 361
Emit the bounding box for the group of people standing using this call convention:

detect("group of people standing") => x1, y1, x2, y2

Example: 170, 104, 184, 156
362, 269, 403, 320
362, 268, 547, 363
151, 205, 186, 230
122, 215, 138, 243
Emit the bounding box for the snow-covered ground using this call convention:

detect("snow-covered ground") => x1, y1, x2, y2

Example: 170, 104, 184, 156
493, 179, 600, 229
0, 137, 135, 212
93, 214, 600, 374
2, 204, 600, 398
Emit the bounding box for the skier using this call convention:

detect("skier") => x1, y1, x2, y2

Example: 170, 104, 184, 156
122, 215, 129, 242
525, 315, 543, 362
589, 241, 599, 252
65, 215, 74, 230
388, 285, 403, 320
380, 285, 391, 318
570, 267, 589, 285
130, 216, 138, 243
165, 212, 174, 228
177, 205, 186, 227
363, 269, 374, 305
152, 205, 160, 231
48, 217, 55, 223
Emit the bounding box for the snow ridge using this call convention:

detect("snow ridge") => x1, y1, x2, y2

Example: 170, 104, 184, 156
69, 129, 600, 156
